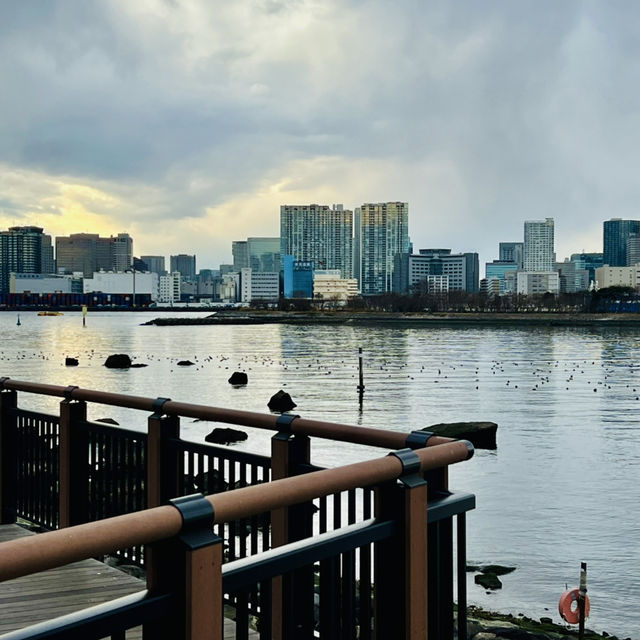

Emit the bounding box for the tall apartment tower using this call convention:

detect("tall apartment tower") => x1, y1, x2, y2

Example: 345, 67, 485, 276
523, 218, 554, 272
280, 204, 353, 278
603, 219, 640, 267
359, 202, 409, 295
170, 254, 197, 280
0, 226, 54, 293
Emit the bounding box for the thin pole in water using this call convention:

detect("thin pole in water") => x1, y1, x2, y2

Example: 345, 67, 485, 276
578, 562, 587, 640
357, 347, 365, 400
16, 314, 20, 326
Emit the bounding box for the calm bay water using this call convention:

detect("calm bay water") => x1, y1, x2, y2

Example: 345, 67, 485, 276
2, 311, 639, 638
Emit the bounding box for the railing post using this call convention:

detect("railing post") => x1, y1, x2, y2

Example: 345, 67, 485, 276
270, 415, 314, 640
59, 395, 88, 528
0, 389, 18, 524
147, 399, 180, 508
144, 493, 223, 640
374, 449, 428, 640
425, 467, 454, 639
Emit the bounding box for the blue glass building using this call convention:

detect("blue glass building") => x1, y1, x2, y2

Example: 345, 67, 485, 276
283, 255, 314, 298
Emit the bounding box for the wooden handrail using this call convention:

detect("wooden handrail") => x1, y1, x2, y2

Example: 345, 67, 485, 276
0, 440, 472, 583
0, 378, 453, 449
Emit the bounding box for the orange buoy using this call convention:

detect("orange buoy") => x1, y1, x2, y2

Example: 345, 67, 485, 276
558, 588, 590, 624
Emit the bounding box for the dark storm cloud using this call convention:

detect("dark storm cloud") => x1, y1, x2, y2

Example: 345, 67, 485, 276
2, 0, 640, 263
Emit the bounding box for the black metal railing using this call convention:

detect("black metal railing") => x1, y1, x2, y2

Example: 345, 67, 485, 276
13, 409, 59, 531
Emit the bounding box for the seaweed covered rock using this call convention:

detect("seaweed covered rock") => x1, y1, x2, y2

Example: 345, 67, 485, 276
422, 422, 497, 449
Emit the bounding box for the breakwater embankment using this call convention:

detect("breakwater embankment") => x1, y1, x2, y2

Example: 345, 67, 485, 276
142, 311, 640, 328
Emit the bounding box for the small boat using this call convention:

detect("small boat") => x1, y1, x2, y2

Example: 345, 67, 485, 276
37, 311, 64, 316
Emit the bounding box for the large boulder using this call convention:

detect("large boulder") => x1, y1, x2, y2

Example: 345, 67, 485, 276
268, 390, 297, 413
104, 354, 132, 369
422, 422, 497, 449
177, 360, 194, 366
65, 357, 79, 367
228, 371, 248, 385
205, 427, 248, 445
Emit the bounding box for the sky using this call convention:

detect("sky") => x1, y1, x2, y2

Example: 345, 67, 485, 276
2, 0, 639, 271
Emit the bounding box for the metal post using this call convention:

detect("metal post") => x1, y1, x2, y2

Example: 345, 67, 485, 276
270, 418, 314, 640
59, 396, 88, 528
357, 347, 365, 396
0, 389, 18, 524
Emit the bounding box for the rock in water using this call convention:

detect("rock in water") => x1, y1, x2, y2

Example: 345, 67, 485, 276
422, 422, 498, 449
205, 427, 248, 445
177, 360, 195, 366
268, 390, 297, 413
228, 371, 248, 385
104, 354, 132, 369
474, 573, 502, 589
65, 357, 79, 366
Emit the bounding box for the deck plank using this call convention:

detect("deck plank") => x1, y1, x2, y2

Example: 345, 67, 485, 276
0, 524, 257, 639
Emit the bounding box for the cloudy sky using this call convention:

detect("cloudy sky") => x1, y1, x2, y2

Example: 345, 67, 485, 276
2, 0, 638, 270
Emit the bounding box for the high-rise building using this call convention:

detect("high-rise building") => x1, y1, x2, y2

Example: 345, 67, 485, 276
170, 254, 196, 281
393, 249, 478, 294
232, 241, 249, 271
523, 218, 555, 272
0, 226, 55, 293
359, 202, 409, 295
570, 253, 603, 287
56, 233, 133, 276
603, 219, 640, 267
280, 204, 353, 278
112, 233, 133, 272
140, 255, 166, 275
248, 237, 280, 273
499, 242, 524, 268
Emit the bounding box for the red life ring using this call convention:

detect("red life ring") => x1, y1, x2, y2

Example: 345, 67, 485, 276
558, 588, 590, 624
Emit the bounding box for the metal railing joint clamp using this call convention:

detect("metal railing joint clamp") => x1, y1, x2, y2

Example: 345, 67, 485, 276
63, 385, 79, 401
169, 493, 218, 550
151, 397, 171, 416
405, 430, 433, 449
388, 448, 427, 488
275, 413, 300, 434
0, 377, 10, 389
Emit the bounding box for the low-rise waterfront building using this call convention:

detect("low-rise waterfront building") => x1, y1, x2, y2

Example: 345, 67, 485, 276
240, 268, 280, 303
516, 271, 560, 295
595, 264, 640, 290
83, 271, 159, 301
485, 261, 519, 294
313, 270, 358, 302
10, 273, 82, 294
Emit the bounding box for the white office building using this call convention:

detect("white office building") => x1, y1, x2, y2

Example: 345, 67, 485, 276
83, 272, 158, 301
523, 218, 555, 272
313, 270, 359, 302
240, 269, 279, 303
158, 272, 181, 303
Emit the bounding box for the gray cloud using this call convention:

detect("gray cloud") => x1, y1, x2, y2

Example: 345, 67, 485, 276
2, 0, 640, 266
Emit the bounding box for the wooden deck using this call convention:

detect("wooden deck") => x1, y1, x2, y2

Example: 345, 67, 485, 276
0, 524, 257, 639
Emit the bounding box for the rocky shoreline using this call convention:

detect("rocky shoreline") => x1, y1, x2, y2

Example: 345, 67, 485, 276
142, 310, 640, 327
463, 606, 631, 640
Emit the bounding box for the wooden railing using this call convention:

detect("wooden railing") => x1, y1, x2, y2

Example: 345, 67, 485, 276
0, 378, 476, 640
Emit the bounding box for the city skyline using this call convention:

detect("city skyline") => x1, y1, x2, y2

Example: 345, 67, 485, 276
2, 2, 638, 270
